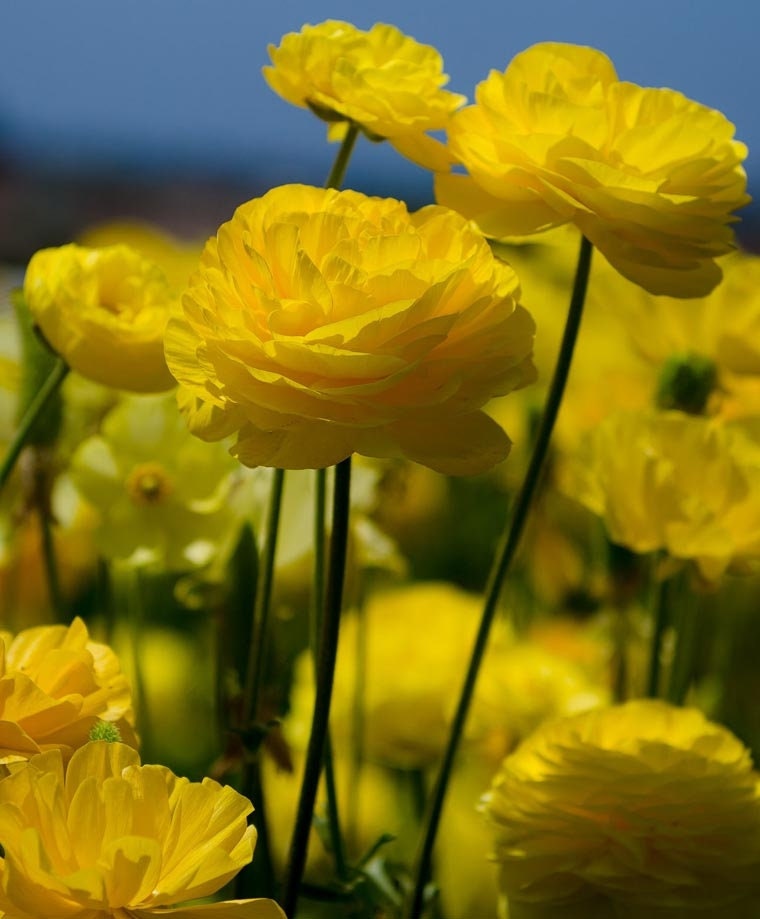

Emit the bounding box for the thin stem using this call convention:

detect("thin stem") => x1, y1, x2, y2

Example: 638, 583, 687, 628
242, 468, 285, 727
311, 468, 349, 881
405, 234, 594, 919
325, 124, 360, 190
0, 359, 68, 492
281, 457, 352, 919
647, 563, 670, 698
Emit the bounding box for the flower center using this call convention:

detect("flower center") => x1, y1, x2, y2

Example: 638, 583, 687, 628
125, 462, 174, 506
655, 352, 718, 415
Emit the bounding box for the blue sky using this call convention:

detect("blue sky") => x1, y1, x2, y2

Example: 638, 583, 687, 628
1, 0, 756, 204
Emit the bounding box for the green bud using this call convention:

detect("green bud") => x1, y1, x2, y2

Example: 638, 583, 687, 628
655, 352, 718, 415
89, 720, 122, 743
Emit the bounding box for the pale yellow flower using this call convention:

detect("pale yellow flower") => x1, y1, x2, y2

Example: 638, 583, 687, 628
24, 244, 177, 392
165, 184, 536, 475
562, 410, 760, 580
0, 618, 136, 763
436, 43, 749, 296
0, 741, 285, 919
264, 20, 465, 169
483, 700, 760, 918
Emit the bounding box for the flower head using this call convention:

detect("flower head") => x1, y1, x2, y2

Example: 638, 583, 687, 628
0, 617, 136, 763
436, 42, 749, 296
24, 243, 177, 392
482, 700, 760, 918
69, 393, 238, 568
165, 184, 536, 475
562, 410, 760, 579
0, 741, 285, 918
264, 20, 465, 169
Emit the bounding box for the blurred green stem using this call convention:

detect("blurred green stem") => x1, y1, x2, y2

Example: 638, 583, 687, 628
281, 457, 352, 918
646, 561, 670, 698
0, 359, 68, 492
311, 467, 349, 881
405, 235, 594, 919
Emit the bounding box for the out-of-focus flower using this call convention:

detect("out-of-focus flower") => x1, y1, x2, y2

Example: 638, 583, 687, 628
0, 741, 285, 919
264, 20, 465, 169
78, 219, 204, 291
562, 410, 760, 580
436, 42, 749, 296
166, 184, 536, 475
482, 700, 760, 918
70, 393, 238, 569
0, 617, 136, 763
24, 243, 177, 392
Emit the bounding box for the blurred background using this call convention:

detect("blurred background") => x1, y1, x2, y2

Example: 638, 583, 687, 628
1, 0, 758, 262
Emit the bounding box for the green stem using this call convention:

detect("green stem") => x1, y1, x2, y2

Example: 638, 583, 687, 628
242, 468, 285, 728
281, 457, 352, 918
647, 564, 670, 698
666, 589, 698, 705
311, 467, 349, 881
405, 235, 594, 919
0, 359, 68, 492
325, 124, 360, 190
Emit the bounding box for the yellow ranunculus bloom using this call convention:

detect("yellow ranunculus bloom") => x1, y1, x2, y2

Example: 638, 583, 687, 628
0, 741, 285, 919
24, 243, 177, 392
264, 20, 465, 169
165, 184, 536, 475
436, 43, 749, 297
0, 617, 136, 763
483, 700, 760, 919
562, 410, 760, 580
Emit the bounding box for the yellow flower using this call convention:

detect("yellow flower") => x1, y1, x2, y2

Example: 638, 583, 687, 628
69, 393, 238, 568
263, 20, 465, 169
0, 618, 136, 763
24, 243, 177, 392
562, 410, 760, 579
482, 700, 760, 918
0, 741, 285, 919
165, 184, 536, 475
436, 43, 749, 296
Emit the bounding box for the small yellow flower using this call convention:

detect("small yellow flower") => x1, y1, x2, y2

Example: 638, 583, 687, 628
482, 700, 760, 918
562, 410, 760, 580
0, 617, 136, 763
24, 243, 177, 392
165, 184, 536, 475
436, 43, 749, 296
264, 20, 465, 169
0, 741, 285, 919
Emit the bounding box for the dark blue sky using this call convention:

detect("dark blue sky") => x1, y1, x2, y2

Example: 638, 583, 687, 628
1, 0, 756, 202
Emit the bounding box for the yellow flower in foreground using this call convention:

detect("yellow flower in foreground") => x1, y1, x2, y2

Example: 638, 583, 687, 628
264, 20, 465, 169
0, 741, 285, 919
166, 184, 536, 475
483, 700, 760, 918
0, 618, 136, 763
24, 243, 177, 392
436, 43, 749, 296
562, 410, 760, 580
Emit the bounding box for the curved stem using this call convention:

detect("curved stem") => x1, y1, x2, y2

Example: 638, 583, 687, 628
325, 124, 360, 190
0, 358, 68, 493
405, 234, 594, 919
281, 457, 352, 918
39, 505, 64, 620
